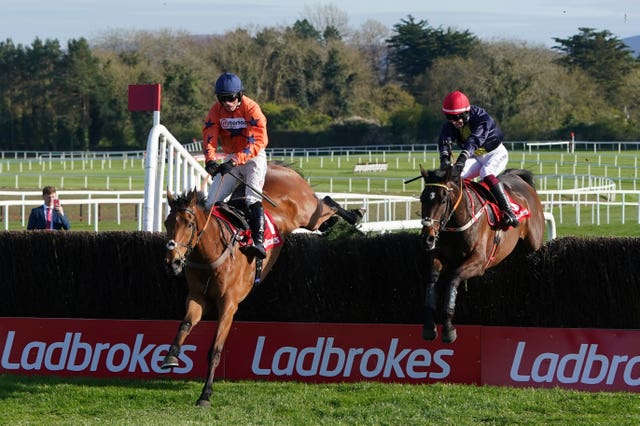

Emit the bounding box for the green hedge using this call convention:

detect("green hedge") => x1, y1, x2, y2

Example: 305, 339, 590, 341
1, 231, 639, 329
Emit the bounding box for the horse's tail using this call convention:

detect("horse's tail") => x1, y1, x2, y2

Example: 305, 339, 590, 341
502, 168, 535, 189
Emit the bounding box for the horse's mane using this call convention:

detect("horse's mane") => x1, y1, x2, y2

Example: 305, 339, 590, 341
502, 169, 536, 189
425, 168, 449, 184
172, 190, 207, 211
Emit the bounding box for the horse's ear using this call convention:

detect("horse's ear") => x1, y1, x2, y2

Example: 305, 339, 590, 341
419, 164, 428, 179
167, 188, 174, 204
187, 188, 198, 205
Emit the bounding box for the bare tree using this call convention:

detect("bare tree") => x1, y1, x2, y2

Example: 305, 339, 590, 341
351, 19, 390, 84
301, 3, 349, 37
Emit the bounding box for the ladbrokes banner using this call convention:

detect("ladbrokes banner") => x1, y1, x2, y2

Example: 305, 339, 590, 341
0, 318, 637, 392
482, 326, 640, 391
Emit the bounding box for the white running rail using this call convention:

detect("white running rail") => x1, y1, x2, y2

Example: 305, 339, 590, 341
143, 124, 209, 231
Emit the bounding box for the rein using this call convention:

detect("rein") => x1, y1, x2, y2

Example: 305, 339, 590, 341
166, 204, 237, 271
443, 184, 488, 232
421, 178, 463, 229
422, 176, 487, 234
186, 215, 237, 270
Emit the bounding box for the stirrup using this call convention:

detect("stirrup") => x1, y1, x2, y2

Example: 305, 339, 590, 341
503, 212, 519, 228
241, 244, 267, 259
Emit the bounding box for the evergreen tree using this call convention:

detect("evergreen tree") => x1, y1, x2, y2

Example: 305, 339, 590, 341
291, 19, 321, 41
553, 28, 637, 95
386, 15, 477, 92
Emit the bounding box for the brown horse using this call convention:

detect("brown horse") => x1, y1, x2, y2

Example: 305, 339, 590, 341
161, 162, 362, 407
419, 166, 545, 343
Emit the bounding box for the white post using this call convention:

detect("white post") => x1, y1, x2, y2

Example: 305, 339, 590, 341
142, 125, 159, 231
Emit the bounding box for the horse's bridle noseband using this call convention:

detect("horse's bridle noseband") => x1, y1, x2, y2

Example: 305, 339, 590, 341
166, 207, 202, 269
420, 178, 464, 242
420, 182, 454, 227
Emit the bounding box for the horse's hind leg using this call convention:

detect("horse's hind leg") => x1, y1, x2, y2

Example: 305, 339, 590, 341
322, 196, 364, 225
422, 261, 441, 341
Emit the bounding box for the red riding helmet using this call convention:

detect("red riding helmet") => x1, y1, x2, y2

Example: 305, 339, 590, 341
442, 91, 471, 115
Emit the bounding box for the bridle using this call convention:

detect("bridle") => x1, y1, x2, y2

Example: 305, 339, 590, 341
420, 176, 464, 241
165, 205, 235, 271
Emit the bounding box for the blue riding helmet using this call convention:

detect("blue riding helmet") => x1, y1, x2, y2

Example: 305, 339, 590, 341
215, 73, 243, 95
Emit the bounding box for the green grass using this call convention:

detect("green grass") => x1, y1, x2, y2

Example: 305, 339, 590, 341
2, 375, 639, 425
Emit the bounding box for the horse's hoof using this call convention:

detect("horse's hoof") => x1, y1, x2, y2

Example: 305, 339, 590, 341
442, 328, 457, 344
196, 399, 211, 408
161, 356, 179, 369
422, 326, 437, 341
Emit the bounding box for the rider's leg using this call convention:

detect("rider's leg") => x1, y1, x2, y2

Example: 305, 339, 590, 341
245, 201, 267, 259
484, 174, 519, 228
240, 153, 267, 259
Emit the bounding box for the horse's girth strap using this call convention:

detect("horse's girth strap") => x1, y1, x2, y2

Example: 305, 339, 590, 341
484, 231, 502, 269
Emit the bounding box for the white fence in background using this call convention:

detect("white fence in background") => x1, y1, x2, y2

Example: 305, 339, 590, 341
0, 190, 144, 232
6, 184, 640, 239
1, 133, 638, 235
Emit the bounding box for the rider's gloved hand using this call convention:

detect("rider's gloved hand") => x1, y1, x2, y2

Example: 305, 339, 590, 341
454, 151, 469, 173
205, 161, 219, 177
217, 159, 236, 176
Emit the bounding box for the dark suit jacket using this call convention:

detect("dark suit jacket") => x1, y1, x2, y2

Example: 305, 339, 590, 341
27, 205, 71, 230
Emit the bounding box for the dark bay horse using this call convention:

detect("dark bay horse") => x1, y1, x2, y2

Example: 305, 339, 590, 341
419, 166, 545, 343
162, 162, 362, 407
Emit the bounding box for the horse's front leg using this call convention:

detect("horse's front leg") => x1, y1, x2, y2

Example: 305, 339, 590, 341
441, 255, 489, 343
196, 297, 239, 408
441, 274, 463, 344
422, 259, 442, 341
161, 296, 204, 369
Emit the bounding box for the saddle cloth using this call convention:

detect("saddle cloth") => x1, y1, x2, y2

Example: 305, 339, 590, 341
211, 206, 284, 251
467, 180, 531, 227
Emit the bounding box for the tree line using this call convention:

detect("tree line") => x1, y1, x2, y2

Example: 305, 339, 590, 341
1, 11, 639, 152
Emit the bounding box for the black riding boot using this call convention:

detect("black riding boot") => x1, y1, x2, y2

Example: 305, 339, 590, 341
242, 202, 267, 259
490, 182, 519, 228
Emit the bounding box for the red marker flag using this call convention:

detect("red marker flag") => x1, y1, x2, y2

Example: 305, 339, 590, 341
128, 84, 162, 111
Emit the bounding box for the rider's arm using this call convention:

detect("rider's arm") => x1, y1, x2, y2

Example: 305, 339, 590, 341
202, 104, 220, 163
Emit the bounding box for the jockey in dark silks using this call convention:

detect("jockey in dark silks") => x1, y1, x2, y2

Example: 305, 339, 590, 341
438, 91, 519, 228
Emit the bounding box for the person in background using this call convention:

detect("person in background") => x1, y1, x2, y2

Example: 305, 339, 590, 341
202, 72, 269, 259
27, 186, 71, 230
438, 90, 519, 228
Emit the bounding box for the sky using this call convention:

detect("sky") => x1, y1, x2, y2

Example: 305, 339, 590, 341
1, 0, 639, 48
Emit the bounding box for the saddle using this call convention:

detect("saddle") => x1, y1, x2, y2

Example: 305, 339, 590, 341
464, 179, 530, 229
212, 201, 283, 252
